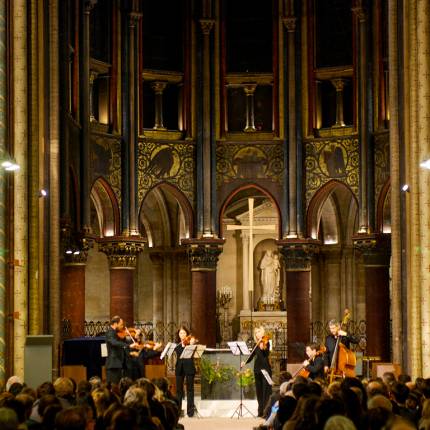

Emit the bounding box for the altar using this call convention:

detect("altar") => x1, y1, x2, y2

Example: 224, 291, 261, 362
200, 348, 256, 400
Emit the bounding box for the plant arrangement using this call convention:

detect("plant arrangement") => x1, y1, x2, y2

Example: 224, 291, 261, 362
200, 358, 235, 385
236, 367, 255, 388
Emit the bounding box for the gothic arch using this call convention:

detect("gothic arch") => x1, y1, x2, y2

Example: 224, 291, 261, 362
90, 177, 120, 237
219, 183, 282, 238
307, 180, 358, 243
376, 178, 391, 233
139, 182, 193, 247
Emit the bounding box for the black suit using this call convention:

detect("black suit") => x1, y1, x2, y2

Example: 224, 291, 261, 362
247, 344, 272, 417
174, 343, 196, 417
324, 333, 359, 367
105, 327, 128, 384
305, 355, 325, 380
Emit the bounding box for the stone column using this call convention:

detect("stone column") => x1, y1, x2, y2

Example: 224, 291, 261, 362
279, 240, 319, 362
149, 253, 164, 326
99, 238, 145, 325
353, 234, 391, 361
61, 252, 88, 338
243, 84, 257, 132
241, 232, 250, 310
183, 238, 224, 347
151, 81, 167, 130
199, 18, 215, 236
331, 79, 346, 128
283, 15, 298, 237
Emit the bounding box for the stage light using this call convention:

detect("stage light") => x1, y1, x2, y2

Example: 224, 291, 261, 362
401, 184, 410, 192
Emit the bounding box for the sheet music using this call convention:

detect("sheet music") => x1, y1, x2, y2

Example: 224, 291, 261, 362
228, 341, 250, 356
100, 343, 107, 358
180, 345, 197, 359
160, 342, 177, 360
261, 369, 274, 385
194, 344, 206, 358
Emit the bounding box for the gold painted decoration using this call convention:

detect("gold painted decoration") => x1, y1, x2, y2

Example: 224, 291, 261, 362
90, 136, 122, 201
374, 131, 390, 205
137, 140, 195, 205
216, 142, 284, 186
305, 137, 359, 205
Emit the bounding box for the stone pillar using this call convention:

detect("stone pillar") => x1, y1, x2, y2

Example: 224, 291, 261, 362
199, 18, 215, 236
331, 79, 347, 128
183, 238, 224, 347
149, 253, 164, 327
283, 15, 298, 237
61, 252, 87, 338
354, 234, 391, 361
243, 84, 257, 132
151, 81, 167, 130
99, 238, 145, 326
279, 240, 319, 362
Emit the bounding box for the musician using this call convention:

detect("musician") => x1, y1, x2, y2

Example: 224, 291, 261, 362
105, 316, 138, 384
174, 326, 196, 417
324, 319, 359, 371
245, 326, 272, 417
302, 343, 325, 380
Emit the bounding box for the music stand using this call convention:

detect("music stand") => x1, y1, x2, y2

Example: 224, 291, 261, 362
228, 341, 255, 419
160, 342, 177, 361
179, 344, 206, 418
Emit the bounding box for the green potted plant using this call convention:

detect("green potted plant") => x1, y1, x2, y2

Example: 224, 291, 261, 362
200, 358, 236, 399
236, 367, 256, 399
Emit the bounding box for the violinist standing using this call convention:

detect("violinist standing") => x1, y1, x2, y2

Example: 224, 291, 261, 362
174, 326, 196, 417
105, 316, 138, 384
324, 319, 359, 371
302, 343, 325, 380
245, 326, 272, 417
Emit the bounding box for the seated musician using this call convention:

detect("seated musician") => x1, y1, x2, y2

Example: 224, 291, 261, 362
302, 343, 325, 380
324, 319, 359, 372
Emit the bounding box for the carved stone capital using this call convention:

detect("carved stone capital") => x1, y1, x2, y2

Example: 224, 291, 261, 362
331, 78, 347, 92
151, 81, 168, 95
99, 237, 146, 269
182, 238, 224, 271
283, 16, 297, 32
199, 19, 215, 36
353, 233, 391, 266
278, 239, 320, 271
243, 83, 257, 96
61, 225, 95, 266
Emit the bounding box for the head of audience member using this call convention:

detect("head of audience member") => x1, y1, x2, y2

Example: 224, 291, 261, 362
323, 415, 356, 430
118, 377, 133, 401
91, 387, 113, 418
43, 404, 64, 429
277, 395, 297, 425
390, 381, 410, 406
316, 397, 346, 429
36, 381, 55, 399
110, 315, 124, 331
383, 372, 397, 386
368, 394, 393, 412
289, 395, 320, 429
123, 386, 148, 410
88, 376, 102, 391
327, 381, 343, 399
77, 380, 92, 396
55, 406, 87, 430
364, 407, 393, 430
8, 383, 23, 397
15, 393, 34, 421
0, 407, 19, 430
1, 398, 26, 426
367, 380, 388, 398
398, 374, 412, 385
38, 394, 62, 418
292, 382, 310, 400
5, 376, 23, 393
342, 377, 367, 410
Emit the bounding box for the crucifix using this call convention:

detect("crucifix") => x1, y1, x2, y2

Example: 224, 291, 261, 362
226, 198, 277, 309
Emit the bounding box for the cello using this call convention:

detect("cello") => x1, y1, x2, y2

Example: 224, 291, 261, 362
328, 309, 357, 383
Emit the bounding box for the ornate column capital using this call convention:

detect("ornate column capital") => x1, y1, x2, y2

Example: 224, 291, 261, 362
353, 233, 391, 266
352, 6, 367, 23
283, 16, 297, 33
199, 19, 215, 36
99, 236, 146, 269
182, 238, 224, 271
277, 239, 320, 271
331, 78, 347, 92
243, 83, 257, 96
151, 81, 168, 95
61, 225, 95, 266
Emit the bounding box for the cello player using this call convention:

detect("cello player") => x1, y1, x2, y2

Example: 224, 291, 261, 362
324, 318, 359, 374
302, 343, 325, 380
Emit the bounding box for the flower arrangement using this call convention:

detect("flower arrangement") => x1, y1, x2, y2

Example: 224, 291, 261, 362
200, 358, 235, 385
236, 367, 255, 388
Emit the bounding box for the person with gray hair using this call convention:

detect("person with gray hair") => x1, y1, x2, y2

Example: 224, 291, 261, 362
324, 415, 356, 430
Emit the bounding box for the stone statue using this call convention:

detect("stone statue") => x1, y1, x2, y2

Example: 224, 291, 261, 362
259, 250, 280, 302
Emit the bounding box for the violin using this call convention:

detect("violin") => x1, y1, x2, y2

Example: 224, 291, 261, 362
182, 334, 198, 346
260, 335, 271, 348
116, 326, 137, 341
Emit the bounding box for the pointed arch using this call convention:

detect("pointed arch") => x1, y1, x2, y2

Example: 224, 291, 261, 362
90, 177, 120, 237
307, 180, 358, 241
376, 178, 391, 233
139, 181, 194, 247
219, 183, 282, 238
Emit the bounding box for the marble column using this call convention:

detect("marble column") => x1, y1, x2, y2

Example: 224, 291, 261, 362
99, 238, 145, 326
243, 84, 257, 132
183, 238, 224, 347
278, 240, 319, 362
353, 234, 391, 361
151, 81, 167, 130
61, 253, 87, 338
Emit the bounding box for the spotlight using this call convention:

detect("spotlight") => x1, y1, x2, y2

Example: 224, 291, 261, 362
65, 249, 73, 255
39, 189, 48, 197
1, 158, 20, 171
401, 184, 410, 192
73, 250, 80, 255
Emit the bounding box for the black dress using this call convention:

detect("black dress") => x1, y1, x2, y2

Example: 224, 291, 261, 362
174, 343, 196, 417
247, 343, 272, 417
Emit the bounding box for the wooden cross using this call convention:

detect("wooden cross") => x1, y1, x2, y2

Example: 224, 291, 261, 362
226, 198, 276, 291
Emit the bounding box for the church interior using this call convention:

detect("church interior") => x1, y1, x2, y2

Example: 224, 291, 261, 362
1, 0, 429, 387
